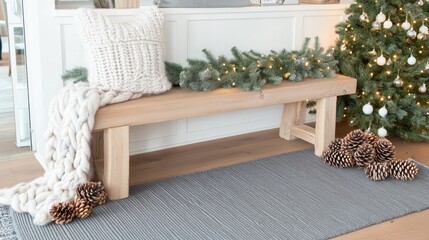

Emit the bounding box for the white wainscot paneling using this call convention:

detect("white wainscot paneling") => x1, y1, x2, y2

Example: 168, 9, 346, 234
61, 24, 86, 69
302, 14, 343, 49
164, 20, 178, 62
187, 17, 296, 59
187, 105, 282, 133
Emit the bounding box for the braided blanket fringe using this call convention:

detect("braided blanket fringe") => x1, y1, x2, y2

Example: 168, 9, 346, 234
0, 82, 142, 225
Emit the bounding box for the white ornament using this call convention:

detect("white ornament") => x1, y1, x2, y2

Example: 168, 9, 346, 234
425, 62, 429, 69
378, 106, 388, 117
386, 58, 392, 65
393, 75, 404, 87
376, 11, 386, 23
418, 0, 424, 5
369, 49, 377, 55
341, 44, 347, 51
419, 24, 429, 34
362, 102, 374, 115
407, 28, 417, 38
417, 32, 427, 40
376, 55, 387, 66
377, 127, 388, 138
407, 54, 417, 65
372, 21, 381, 30
383, 19, 393, 29
419, 83, 427, 93
402, 20, 411, 30
359, 12, 368, 22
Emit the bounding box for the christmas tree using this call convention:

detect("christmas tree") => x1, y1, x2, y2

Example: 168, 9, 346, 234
335, 0, 429, 141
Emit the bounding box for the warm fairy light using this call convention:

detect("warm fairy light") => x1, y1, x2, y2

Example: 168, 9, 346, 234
362, 91, 365, 95
350, 120, 354, 124
368, 64, 372, 67
388, 96, 391, 99
343, 114, 346, 117
370, 73, 374, 77
222, 63, 226, 66
280, 67, 283, 70
349, 51, 353, 54
358, 4, 361, 7
419, 51, 423, 54
257, 64, 260, 67
413, 20, 416, 24
409, 84, 413, 88
233, 67, 236, 72
376, 91, 380, 95
386, 71, 391, 74
269, 65, 273, 69
217, 78, 221, 81
232, 82, 236, 86
380, 97, 384, 101
327, 67, 330, 70
362, 45, 365, 47
305, 62, 309, 66
393, 55, 398, 59
417, 102, 421, 105
421, 70, 424, 73
242, 67, 246, 70
344, 107, 347, 110
305, 99, 309, 102
317, 60, 321, 63
225, 71, 229, 74
400, 7, 402, 10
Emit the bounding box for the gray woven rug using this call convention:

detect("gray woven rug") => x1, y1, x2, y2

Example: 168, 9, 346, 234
6, 149, 429, 239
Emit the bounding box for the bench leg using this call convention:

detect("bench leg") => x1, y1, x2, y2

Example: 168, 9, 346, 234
315, 96, 336, 156
279, 102, 306, 140
103, 126, 130, 200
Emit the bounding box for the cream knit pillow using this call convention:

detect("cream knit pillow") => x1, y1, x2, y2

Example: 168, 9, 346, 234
74, 7, 172, 94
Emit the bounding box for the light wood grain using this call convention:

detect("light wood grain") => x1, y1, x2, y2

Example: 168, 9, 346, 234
292, 124, 316, 144
93, 75, 357, 131
114, 0, 139, 8
279, 102, 300, 140
1, 123, 429, 239
103, 126, 129, 200
314, 96, 337, 156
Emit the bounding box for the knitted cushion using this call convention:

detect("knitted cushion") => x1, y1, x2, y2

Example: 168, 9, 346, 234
74, 7, 172, 94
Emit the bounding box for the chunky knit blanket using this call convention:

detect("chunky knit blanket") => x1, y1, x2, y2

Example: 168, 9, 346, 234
0, 83, 142, 225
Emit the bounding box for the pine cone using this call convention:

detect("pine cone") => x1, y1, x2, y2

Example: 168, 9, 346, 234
353, 143, 376, 168
327, 138, 344, 151
76, 182, 108, 205
365, 162, 390, 181
390, 159, 419, 181
49, 202, 75, 224
342, 129, 366, 153
322, 149, 355, 168
374, 138, 396, 163
364, 131, 378, 146
74, 198, 93, 219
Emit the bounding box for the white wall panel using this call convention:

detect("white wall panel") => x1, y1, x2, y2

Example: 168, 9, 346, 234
187, 17, 296, 59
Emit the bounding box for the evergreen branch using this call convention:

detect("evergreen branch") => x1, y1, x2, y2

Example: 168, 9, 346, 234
61, 67, 88, 83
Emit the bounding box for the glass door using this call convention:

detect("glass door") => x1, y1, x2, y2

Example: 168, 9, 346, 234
6, 0, 30, 147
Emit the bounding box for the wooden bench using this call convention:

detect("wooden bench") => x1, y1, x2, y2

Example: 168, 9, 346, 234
91, 74, 356, 200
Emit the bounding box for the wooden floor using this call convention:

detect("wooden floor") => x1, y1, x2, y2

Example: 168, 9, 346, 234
0, 122, 428, 239
0, 112, 33, 162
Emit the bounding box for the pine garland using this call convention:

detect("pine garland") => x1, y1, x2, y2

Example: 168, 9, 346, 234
62, 37, 338, 92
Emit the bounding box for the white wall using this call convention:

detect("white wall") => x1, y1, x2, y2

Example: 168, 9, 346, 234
24, 1, 348, 167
